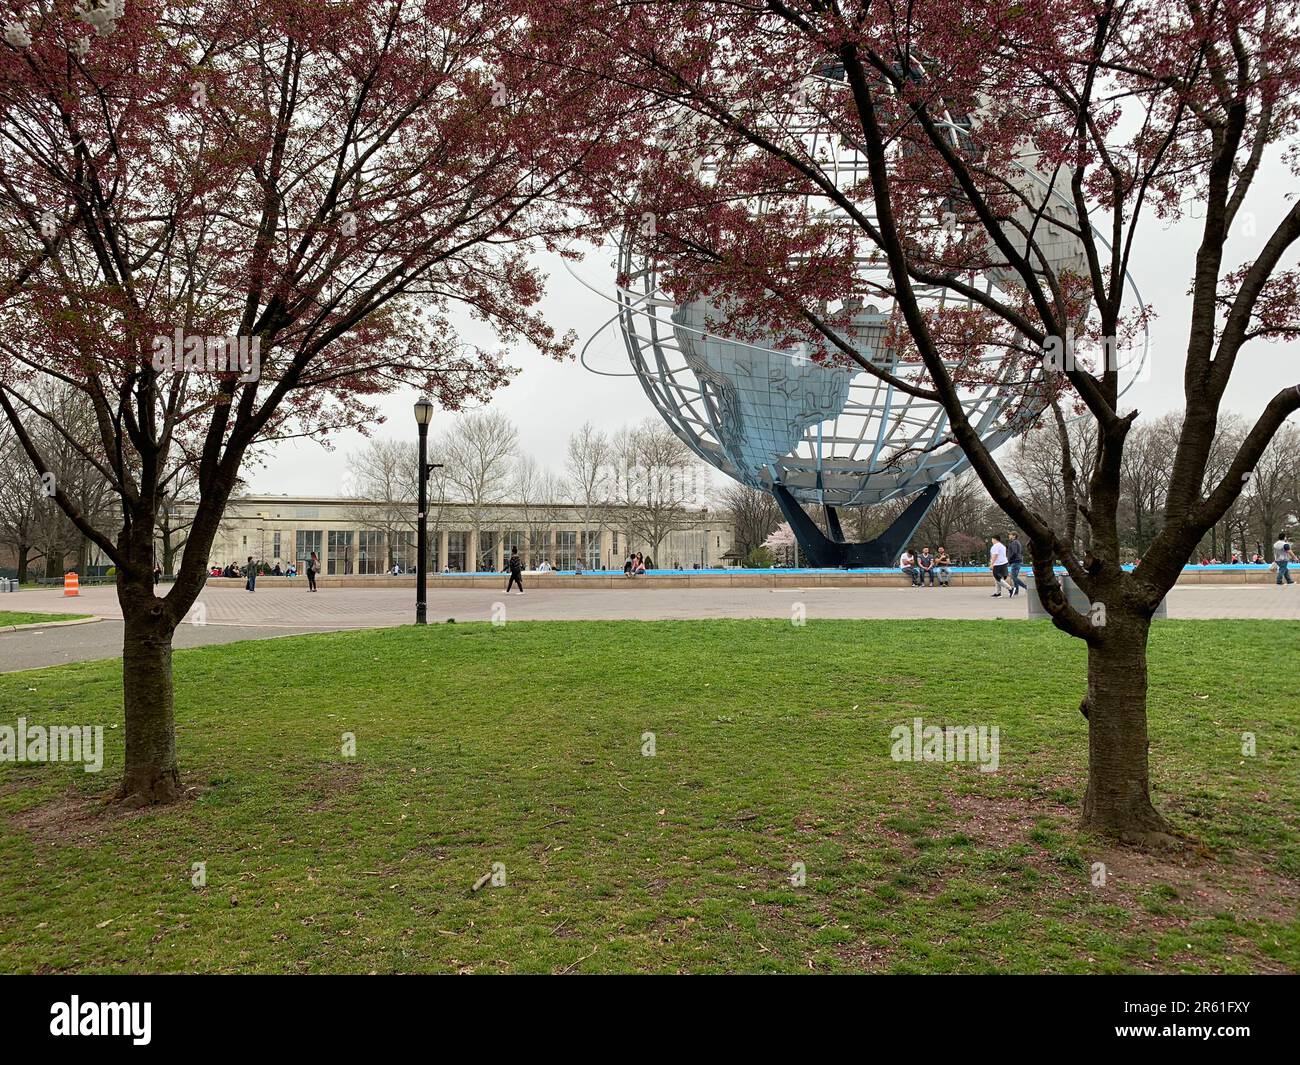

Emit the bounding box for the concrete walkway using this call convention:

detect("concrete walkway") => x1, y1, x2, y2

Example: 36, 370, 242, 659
2, 582, 1296, 672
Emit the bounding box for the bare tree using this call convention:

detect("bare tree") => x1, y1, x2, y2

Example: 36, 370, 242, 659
1247, 424, 1300, 557
346, 438, 425, 570
440, 410, 518, 571
0, 383, 113, 579
1196, 415, 1247, 560
617, 419, 702, 562
565, 422, 613, 552
0, 427, 43, 581
1006, 415, 1098, 554
719, 481, 781, 559
156, 460, 200, 577
1117, 414, 1181, 558
513, 454, 564, 565
914, 471, 994, 552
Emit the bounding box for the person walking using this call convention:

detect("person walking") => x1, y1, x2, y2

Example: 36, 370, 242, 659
988, 536, 1009, 598
1273, 531, 1296, 586
307, 550, 319, 592
506, 546, 525, 594
1007, 533, 1028, 597
244, 555, 257, 593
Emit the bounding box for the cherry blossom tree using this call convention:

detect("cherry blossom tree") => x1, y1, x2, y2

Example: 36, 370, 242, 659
763, 522, 797, 567
0, 0, 623, 804
539, 0, 1300, 841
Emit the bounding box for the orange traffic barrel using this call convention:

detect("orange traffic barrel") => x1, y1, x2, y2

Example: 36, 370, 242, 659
63, 571, 80, 597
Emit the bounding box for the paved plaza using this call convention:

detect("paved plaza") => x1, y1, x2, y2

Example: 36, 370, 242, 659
1, 580, 1296, 673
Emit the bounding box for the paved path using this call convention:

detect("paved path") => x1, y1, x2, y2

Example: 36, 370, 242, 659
2, 582, 1296, 672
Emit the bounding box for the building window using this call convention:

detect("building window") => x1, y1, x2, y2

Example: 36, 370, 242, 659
581, 530, 601, 569
272, 532, 281, 561
357, 531, 384, 574
502, 531, 524, 565
478, 531, 496, 572
446, 531, 467, 572
529, 528, 548, 563
555, 530, 577, 570
328, 530, 354, 575
296, 530, 322, 571
390, 531, 416, 572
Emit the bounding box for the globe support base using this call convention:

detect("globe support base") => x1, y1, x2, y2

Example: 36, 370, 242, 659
772, 483, 941, 568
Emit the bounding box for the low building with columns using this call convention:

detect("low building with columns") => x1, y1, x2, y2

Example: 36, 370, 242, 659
183, 495, 735, 574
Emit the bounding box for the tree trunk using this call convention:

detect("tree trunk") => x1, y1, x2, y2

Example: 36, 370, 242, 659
1081, 612, 1177, 844
117, 601, 182, 806
16, 543, 29, 583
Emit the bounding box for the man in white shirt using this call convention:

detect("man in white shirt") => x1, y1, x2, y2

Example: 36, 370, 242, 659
989, 536, 1009, 598
899, 549, 919, 586
1273, 532, 1295, 586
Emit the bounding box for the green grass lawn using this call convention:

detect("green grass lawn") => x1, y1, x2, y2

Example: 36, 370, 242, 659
0, 610, 90, 628
0, 619, 1296, 974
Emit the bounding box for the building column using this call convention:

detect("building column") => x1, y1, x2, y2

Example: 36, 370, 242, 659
600, 527, 613, 571
438, 529, 448, 574
494, 531, 504, 574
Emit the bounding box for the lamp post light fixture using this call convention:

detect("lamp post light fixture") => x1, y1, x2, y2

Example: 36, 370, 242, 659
413, 397, 444, 625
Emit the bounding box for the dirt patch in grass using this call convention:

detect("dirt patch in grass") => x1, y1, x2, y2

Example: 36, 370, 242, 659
1089, 844, 1300, 926
945, 792, 1076, 847
9, 784, 203, 845
941, 789, 1300, 926
303, 763, 365, 813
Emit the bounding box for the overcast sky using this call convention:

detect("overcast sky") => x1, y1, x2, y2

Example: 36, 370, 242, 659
244, 159, 1299, 501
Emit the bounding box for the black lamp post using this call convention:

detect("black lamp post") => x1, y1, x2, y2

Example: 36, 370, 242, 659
413, 398, 443, 625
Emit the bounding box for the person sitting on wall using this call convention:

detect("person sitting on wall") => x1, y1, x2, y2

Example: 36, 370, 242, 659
273, 562, 283, 576
935, 547, 952, 586
918, 547, 935, 587
899, 549, 919, 586
574, 557, 585, 575
623, 553, 635, 577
